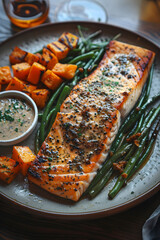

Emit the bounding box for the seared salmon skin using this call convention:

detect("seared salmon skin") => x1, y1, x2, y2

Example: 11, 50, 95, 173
28, 40, 155, 201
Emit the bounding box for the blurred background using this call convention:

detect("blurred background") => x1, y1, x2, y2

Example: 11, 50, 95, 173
0, 0, 160, 44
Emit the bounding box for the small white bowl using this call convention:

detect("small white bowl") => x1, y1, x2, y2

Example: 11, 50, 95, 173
0, 90, 38, 146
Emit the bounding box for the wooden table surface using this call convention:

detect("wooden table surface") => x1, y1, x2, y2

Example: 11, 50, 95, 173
0, 0, 160, 239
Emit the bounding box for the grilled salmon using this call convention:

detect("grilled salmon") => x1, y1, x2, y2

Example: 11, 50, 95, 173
28, 40, 155, 201
61, 40, 155, 117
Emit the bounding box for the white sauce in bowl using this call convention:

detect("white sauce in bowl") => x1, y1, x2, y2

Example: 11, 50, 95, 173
0, 97, 35, 141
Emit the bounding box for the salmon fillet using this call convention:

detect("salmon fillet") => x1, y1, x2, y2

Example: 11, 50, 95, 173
61, 40, 155, 117
28, 40, 155, 201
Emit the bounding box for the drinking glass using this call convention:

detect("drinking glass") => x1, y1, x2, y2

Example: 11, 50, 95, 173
3, 0, 49, 28
55, 0, 108, 22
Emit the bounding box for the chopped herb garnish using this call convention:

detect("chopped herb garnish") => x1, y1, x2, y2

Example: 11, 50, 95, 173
48, 157, 52, 162
4, 113, 14, 122
13, 103, 19, 110
46, 167, 51, 173
20, 121, 24, 126
1, 164, 7, 168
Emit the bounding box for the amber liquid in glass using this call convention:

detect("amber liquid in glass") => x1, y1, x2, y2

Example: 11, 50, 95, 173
4, 0, 49, 28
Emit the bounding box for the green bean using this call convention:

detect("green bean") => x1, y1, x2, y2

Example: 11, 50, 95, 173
39, 82, 65, 145
140, 105, 160, 136
123, 144, 137, 161
117, 69, 154, 135
125, 122, 138, 139
111, 132, 124, 153
122, 93, 160, 133
120, 113, 143, 146
70, 75, 82, 88
77, 25, 102, 49
134, 114, 145, 133
61, 62, 84, 94
71, 48, 81, 52
88, 134, 139, 198
110, 86, 148, 151
90, 106, 159, 199
77, 25, 85, 39
89, 64, 98, 71
69, 51, 95, 64
76, 61, 84, 67
87, 105, 158, 197
47, 85, 71, 134
86, 30, 102, 41
124, 113, 144, 140
88, 134, 142, 198
108, 132, 148, 199
121, 113, 146, 157
69, 67, 85, 88
89, 42, 109, 48
112, 33, 122, 41
141, 64, 154, 105
56, 86, 71, 111
85, 143, 132, 194
77, 29, 102, 53
108, 106, 160, 199
34, 49, 43, 54
87, 32, 121, 50
140, 108, 155, 133
39, 108, 56, 143
88, 48, 105, 71
78, 41, 84, 50
128, 119, 160, 180
46, 108, 55, 125
35, 128, 40, 154
89, 168, 113, 199
39, 109, 55, 125
38, 113, 43, 121
60, 56, 75, 63
84, 58, 95, 77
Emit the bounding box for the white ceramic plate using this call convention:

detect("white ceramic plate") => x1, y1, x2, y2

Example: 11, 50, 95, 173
0, 22, 159, 220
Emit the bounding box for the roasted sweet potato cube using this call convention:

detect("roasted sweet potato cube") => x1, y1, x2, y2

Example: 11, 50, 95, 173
52, 63, 77, 80
24, 52, 40, 65
39, 47, 58, 70
35, 53, 42, 63
59, 32, 79, 49
31, 89, 50, 108
27, 62, 46, 85
41, 70, 63, 90
47, 41, 69, 60
12, 146, 36, 176
9, 46, 27, 65
0, 156, 20, 184
5, 77, 26, 91
12, 62, 31, 80
0, 66, 12, 84
22, 83, 37, 96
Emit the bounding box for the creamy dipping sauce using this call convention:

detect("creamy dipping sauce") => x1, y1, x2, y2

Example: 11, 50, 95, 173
0, 97, 34, 140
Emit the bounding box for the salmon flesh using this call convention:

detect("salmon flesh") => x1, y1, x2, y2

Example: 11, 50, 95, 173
28, 40, 155, 201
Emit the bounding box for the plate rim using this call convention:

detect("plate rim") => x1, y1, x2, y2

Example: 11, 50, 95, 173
0, 180, 159, 220
0, 21, 159, 220
0, 21, 159, 49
